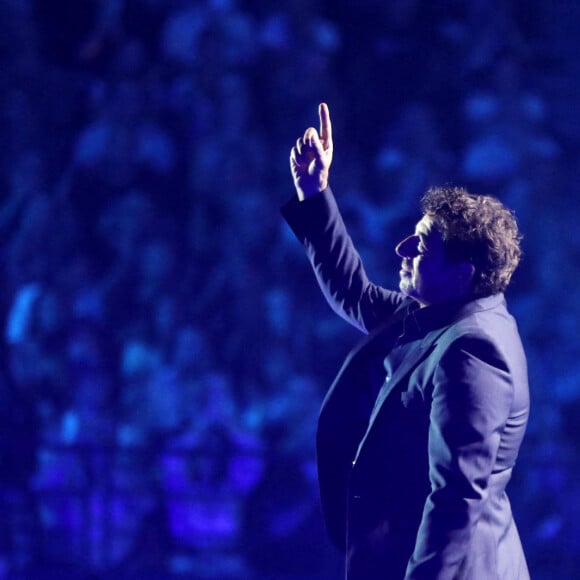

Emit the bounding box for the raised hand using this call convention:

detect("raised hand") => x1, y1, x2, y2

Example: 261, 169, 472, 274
290, 103, 334, 201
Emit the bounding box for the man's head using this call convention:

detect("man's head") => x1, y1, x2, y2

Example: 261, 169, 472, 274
396, 186, 522, 307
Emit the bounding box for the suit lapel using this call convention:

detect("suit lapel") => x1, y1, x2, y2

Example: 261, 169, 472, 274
369, 341, 430, 421
353, 325, 450, 463
320, 305, 409, 413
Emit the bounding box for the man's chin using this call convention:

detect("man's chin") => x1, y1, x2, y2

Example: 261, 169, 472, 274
399, 280, 412, 297
399, 282, 422, 304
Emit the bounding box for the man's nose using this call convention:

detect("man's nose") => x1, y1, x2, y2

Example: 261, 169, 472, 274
395, 235, 418, 258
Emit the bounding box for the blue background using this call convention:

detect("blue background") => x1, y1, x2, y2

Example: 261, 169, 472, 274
1, 1, 579, 578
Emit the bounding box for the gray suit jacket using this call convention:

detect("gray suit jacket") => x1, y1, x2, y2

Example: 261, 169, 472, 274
282, 188, 530, 579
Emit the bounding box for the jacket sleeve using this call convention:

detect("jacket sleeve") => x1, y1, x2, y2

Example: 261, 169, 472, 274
281, 188, 404, 333
405, 334, 514, 579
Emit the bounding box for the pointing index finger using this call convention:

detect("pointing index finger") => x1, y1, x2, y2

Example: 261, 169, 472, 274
319, 102, 332, 148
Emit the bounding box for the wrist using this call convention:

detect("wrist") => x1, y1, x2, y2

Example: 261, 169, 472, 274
297, 179, 329, 202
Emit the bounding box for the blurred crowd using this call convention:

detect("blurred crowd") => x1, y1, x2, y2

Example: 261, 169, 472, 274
1, 0, 580, 578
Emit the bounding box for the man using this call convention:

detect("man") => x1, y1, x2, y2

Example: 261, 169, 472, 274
281, 103, 530, 579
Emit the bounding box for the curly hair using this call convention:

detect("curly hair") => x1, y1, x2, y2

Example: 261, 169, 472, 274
420, 186, 522, 297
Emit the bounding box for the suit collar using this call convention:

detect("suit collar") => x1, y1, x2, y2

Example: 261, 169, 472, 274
405, 292, 505, 336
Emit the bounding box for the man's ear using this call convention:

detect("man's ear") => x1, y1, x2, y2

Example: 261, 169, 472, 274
456, 262, 476, 287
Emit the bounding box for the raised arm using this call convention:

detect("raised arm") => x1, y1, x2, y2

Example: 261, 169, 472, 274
283, 105, 404, 333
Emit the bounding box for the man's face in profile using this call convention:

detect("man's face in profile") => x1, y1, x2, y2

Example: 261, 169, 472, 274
396, 215, 472, 307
